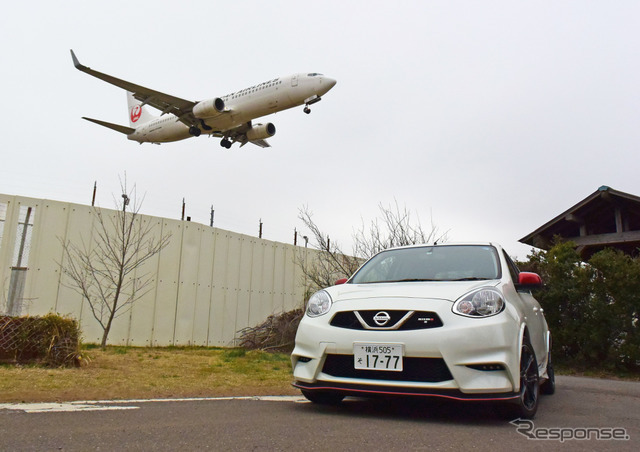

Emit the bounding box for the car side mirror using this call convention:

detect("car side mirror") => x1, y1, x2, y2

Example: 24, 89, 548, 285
334, 278, 348, 285
516, 272, 543, 291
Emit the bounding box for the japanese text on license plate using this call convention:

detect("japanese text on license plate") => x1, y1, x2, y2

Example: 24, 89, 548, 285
354, 343, 403, 371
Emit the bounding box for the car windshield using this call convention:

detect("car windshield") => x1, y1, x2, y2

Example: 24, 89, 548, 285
349, 245, 501, 284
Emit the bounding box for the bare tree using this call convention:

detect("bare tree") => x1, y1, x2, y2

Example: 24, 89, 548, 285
297, 207, 363, 292
61, 181, 171, 349
353, 200, 447, 259
297, 201, 448, 295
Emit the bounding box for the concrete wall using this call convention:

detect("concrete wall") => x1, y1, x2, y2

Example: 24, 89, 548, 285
0, 194, 307, 346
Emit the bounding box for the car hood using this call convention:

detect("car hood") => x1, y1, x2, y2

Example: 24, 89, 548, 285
325, 280, 500, 303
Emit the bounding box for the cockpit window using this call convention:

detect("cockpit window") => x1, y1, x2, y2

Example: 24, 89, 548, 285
307, 73, 323, 77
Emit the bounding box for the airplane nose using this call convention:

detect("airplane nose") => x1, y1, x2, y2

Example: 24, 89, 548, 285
319, 77, 336, 95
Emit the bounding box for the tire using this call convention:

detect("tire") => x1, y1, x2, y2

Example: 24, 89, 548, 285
504, 339, 540, 419
301, 389, 344, 405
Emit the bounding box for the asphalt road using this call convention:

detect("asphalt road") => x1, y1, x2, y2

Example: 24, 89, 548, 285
0, 376, 638, 451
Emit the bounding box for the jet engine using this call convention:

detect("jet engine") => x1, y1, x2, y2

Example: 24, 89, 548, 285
192, 98, 225, 118
246, 123, 276, 141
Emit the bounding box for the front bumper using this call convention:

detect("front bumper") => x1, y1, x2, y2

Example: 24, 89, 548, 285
291, 298, 522, 397
292, 381, 520, 402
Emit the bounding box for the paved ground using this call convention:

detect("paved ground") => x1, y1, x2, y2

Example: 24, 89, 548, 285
0, 376, 638, 451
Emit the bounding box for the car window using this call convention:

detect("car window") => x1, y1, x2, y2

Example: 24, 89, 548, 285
350, 245, 501, 284
502, 250, 520, 283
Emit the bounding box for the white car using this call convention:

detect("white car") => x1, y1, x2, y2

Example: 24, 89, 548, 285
292, 243, 555, 418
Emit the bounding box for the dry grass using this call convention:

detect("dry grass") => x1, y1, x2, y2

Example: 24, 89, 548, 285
0, 346, 298, 403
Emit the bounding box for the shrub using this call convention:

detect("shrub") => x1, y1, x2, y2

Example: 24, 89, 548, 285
0, 314, 83, 367
236, 309, 304, 353
523, 241, 640, 373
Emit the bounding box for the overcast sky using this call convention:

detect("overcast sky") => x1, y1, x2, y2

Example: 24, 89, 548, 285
1, 1, 638, 259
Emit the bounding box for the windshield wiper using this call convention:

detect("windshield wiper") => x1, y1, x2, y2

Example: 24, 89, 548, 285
381, 278, 441, 283
360, 277, 492, 284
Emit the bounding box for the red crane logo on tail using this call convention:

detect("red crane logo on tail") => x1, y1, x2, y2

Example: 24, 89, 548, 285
130, 105, 142, 123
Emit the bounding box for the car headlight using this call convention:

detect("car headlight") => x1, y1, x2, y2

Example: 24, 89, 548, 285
306, 290, 333, 317
453, 288, 505, 317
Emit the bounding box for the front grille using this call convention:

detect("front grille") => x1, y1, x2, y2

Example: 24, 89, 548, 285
330, 310, 443, 330
322, 354, 453, 383
466, 363, 505, 371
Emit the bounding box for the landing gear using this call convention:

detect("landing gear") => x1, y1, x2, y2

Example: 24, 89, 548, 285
220, 138, 232, 149
200, 120, 213, 131
303, 95, 321, 114
189, 126, 201, 137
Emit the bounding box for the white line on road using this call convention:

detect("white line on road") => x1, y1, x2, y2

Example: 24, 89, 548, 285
0, 402, 139, 413
0, 395, 308, 413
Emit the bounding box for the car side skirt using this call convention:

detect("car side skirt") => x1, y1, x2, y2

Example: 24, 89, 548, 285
293, 381, 520, 402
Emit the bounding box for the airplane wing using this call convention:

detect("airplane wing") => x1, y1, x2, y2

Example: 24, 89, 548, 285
70, 50, 200, 126
211, 131, 271, 148
247, 139, 271, 148
222, 122, 271, 148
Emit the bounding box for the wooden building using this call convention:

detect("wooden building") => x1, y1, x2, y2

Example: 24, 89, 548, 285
520, 186, 640, 258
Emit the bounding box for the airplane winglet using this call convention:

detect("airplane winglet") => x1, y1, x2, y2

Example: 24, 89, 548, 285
70, 49, 82, 69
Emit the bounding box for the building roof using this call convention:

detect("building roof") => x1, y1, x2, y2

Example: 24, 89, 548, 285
519, 186, 640, 258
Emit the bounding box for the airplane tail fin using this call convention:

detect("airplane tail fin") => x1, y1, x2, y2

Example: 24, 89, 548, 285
127, 91, 156, 127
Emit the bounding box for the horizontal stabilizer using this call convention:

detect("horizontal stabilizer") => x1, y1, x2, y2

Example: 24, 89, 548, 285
82, 117, 136, 135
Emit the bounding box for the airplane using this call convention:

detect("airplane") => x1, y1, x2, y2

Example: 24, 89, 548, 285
70, 50, 336, 148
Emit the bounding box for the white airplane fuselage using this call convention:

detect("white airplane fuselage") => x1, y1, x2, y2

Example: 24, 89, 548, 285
128, 73, 335, 144
71, 50, 336, 148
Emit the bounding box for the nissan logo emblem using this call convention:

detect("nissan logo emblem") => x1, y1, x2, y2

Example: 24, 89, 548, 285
373, 311, 391, 326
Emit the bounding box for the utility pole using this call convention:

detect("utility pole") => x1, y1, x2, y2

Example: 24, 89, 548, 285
210, 205, 215, 227
259, 219, 263, 239
15, 207, 32, 268
91, 181, 97, 206
303, 235, 309, 291
181, 198, 185, 221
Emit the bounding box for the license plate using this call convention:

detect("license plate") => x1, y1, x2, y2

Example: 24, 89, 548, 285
353, 343, 403, 371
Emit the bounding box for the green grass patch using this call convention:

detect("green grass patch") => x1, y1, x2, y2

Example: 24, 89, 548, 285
222, 348, 247, 360
0, 345, 297, 403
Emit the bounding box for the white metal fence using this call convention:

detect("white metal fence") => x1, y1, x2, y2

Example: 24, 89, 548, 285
0, 194, 307, 346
